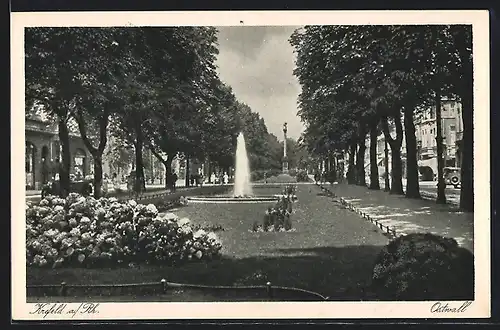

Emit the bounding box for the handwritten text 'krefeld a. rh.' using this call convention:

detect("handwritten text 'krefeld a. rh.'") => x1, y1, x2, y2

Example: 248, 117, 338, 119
30, 303, 100, 318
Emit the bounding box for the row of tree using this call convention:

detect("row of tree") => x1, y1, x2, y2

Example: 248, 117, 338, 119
25, 27, 286, 198
290, 25, 473, 212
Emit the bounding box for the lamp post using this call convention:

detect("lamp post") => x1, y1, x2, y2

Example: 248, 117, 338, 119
282, 122, 289, 173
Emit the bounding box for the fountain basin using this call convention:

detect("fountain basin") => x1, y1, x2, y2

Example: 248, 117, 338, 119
186, 194, 298, 204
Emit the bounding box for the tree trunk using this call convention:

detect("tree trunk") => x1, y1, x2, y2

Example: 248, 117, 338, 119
390, 147, 404, 195
435, 91, 447, 204
164, 154, 175, 188
134, 130, 145, 193
459, 85, 474, 212
58, 118, 71, 197
347, 141, 356, 184
185, 156, 190, 187
403, 106, 421, 199
384, 138, 390, 192
356, 125, 367, 186
75, 111, 109, 199
369, 122, 380, 190
381, 115, 404, 195
93, 155, 103, 197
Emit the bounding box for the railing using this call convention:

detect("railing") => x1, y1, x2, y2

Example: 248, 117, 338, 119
27, 280, 330, 301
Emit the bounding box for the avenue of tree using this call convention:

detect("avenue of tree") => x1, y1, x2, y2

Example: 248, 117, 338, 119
25, 27, 294, 198
290, 25, 473, 212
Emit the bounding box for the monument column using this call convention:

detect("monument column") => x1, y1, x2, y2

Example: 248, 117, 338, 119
282, 122, 289, 173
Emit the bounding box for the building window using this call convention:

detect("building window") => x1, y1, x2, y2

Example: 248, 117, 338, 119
74, 149, 86, 180
26, 142, 36, 189
54, 141, 61, 161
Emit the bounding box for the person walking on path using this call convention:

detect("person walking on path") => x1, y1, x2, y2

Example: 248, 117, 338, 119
314, 171, 320, 183
171, 171, 178, 192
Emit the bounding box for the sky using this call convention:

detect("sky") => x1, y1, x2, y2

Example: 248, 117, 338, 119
215, 26, 304, 141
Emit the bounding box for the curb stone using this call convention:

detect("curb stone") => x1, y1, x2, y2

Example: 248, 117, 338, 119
316, 183, 398, 239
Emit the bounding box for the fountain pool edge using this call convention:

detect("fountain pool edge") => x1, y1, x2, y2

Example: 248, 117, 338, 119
186, 195, 298, 204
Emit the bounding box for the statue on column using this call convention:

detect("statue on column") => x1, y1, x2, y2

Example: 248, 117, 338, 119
282, 122, 289, 173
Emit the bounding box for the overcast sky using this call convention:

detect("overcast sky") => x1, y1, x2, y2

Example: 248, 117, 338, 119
216, 26, 303, 141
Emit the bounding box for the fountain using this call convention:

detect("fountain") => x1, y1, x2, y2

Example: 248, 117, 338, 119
233, 132, 253, 197
186, 132, 297, 204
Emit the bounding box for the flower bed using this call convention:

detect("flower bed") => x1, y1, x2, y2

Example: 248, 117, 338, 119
155, 196, 189, 212
26, 193, 222, 269
251, 185, 297, 232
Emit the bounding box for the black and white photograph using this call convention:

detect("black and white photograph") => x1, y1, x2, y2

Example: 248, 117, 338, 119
12, 10, 490, 320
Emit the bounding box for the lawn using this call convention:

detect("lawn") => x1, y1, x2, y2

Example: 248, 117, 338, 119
27, 184, 390, 301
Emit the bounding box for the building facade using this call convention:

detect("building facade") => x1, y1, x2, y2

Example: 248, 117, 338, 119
415, 98, 462, 165
25, 117, 91, 190
415, 98, 463, 175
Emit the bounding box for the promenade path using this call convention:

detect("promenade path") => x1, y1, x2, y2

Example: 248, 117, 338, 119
323, 182, 474, 252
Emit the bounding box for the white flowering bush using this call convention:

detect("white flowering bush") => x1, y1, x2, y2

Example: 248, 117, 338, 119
26, 193, 222, 268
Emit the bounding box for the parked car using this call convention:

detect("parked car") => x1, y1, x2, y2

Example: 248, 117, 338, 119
41, 177, 93, 198
443, 167, 461, 188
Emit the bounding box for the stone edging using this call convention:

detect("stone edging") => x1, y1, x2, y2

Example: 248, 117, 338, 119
316, 183, 399, 239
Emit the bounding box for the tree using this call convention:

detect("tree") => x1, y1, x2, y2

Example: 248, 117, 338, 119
290, 24, 472, 205
445, 26, 473, 211
69, 28, 127, 198
25, 28, 87, 197
104, 132, 134, 178
109, 27, 220, 193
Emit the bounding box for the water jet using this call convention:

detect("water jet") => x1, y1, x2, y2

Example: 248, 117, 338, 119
187, 132, 297, 204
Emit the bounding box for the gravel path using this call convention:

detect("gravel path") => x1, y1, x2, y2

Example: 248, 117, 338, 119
325, 183, 474, 252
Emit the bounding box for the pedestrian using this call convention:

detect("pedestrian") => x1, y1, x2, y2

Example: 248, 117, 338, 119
210, 172, 216, 184
112, 172, 120, 191
314, 172, 319, 183
223, 172, 229, 184
171, 171, 178, 192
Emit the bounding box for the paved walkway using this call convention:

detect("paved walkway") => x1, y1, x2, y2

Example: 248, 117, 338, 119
322, 183, 474, 252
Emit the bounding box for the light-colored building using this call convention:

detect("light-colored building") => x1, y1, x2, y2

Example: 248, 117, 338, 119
25, 115, 91, 190
415, 98, 463, 176
350, 98, 463, 184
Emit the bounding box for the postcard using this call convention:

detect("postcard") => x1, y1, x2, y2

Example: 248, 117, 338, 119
11, 10, 490, 320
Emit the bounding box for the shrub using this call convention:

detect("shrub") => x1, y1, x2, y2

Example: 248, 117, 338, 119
296, 170, 309, 182
370, 233, 474, 300
251, 171, 265, 182
26, 193, 222, 269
